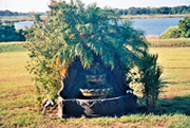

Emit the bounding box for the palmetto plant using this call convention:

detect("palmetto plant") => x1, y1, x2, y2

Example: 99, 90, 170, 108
24, 0, 147, 104
138, 51, 165, 110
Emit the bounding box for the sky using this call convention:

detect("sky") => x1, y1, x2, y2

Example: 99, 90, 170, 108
0, 0, 189, 13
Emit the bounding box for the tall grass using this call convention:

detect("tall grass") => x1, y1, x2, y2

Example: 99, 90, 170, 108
0, 42, 27, 53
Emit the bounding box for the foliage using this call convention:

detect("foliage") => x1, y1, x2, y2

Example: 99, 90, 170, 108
0, 22, 25, 42
161, 26, 180, 39
137, 51, 165, 110
178, 16, 190, 38
24, 0, 147, 104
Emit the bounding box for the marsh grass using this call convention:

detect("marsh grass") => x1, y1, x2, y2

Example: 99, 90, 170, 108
0, 45, 190, 127
148, 38, 190, 47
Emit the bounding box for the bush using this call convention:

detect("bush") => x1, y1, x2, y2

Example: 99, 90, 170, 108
161, 26, 180, 39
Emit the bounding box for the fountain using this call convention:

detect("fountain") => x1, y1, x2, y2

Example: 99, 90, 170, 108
57, 54, 137, 117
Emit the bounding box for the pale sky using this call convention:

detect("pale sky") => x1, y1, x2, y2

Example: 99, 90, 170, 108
0, 0, 189, 12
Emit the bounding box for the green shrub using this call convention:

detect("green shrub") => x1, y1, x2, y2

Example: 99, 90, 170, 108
161, 26, 180, 39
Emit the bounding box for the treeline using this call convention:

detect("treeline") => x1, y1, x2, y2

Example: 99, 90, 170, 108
0, 10, 45, 16
114, 5, 190, 15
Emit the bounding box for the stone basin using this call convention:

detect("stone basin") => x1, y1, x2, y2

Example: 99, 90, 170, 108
79, 88, 113, 98
58, 55, 138, 117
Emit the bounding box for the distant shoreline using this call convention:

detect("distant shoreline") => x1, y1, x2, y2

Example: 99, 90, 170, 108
0, 17, 34, 23
0, 14, 189, 23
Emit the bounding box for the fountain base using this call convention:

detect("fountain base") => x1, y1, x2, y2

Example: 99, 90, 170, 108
58, 94, 137, 118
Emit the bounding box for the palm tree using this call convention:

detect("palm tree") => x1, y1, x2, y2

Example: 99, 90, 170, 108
49, 0, 148, 71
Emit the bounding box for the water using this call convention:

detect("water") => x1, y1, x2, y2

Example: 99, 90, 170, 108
14, 21, 34, 30
14, 17, 183, 35
132, 17, 183, 35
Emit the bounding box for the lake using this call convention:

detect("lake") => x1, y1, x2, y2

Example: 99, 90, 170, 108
132, 17, 183, 35
14, 17, 183, 35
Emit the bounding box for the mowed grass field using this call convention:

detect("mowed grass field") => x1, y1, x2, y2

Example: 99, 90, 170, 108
0, 42, 190, 127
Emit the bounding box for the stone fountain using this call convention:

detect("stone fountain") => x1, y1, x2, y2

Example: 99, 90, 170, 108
58, 54, 137, 117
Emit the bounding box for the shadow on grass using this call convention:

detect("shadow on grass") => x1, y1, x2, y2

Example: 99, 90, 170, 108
137, 94, 190, 116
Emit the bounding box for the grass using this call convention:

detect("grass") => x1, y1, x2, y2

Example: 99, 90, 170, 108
0, 42, 190, 127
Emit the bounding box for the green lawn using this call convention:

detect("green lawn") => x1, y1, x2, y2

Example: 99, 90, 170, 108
0, 44, 190, 127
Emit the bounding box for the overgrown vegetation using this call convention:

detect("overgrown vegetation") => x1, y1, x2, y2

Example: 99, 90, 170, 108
24, 0, 148, 104
0, 22, 25, 42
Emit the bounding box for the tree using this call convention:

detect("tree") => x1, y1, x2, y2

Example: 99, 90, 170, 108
128, 7, 137, 15
178, 16, 190, 38
0, 22, 25, 42
24, 0, 148, 104
159, 7, 171, 14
